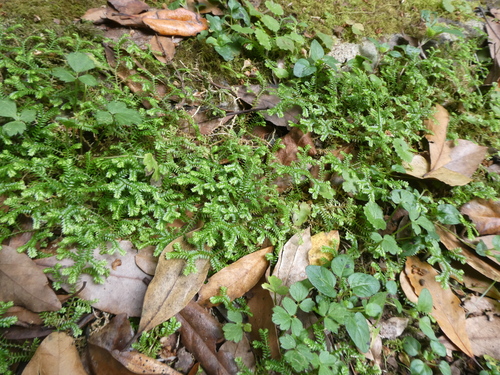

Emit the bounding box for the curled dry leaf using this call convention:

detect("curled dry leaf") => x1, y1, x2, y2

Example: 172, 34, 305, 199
22, 332, 87, 375
197, 246, 273, 308
272, 227, 311, 305
35, 241, 151, 317
308, 230, 339, 266
177, 300, 237, 375
461, 199, 500, 235
137, 233, 210, 336
404, 256, 474, 357
0, 245, 61, 312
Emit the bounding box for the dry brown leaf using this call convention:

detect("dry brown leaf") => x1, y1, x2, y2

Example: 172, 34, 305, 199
197, 247, 273, 308
378, 317, 408, 339
143, 17, 208, 37
461, 199, 500, 235
186, 0, 224, 15
308, 230, 339, 266
484, 12, 500, 85
404, 257, 474, 357
424, 104, 451, 171
435, 225, 500, 282
246, 274, 280, 358
399, 271, 418, 304
81, 7, 108, 23
4, 306, 43, 326
272, 228, 311, 305
275, 127, 317, 166
466, 315, 500, 360
22, 332, 87, 375
135, 245, 158, 275
114, 350, 182, 374
219, 337, 256, 372
150, 35, 176, 63
8, 216, 33, 248
0, 245, 61, 312
462, 295, 500, 316
177, 300, 236, 375
137, 233, 210, 336
109, 0, 149, 14
237, 85, 301, 127
35, 241, 151, 317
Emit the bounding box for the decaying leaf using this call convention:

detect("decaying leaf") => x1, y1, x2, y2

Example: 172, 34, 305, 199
186, 0, 224, 15
404, 257, 474, 357
484, 10, 500, 85
275, 127, 317, 166
0, 245, 61, 312
197, 247, 273, 307
150, 35, 177, 63
435, 225, 500, 282
35, 241, 151, 317
135, 245, 158, 275
237, 85, 301, 127
308, 230, 339, 266
404, 105, 487, 186
108, 0, 149, 14
378, 317, 408, 339
246, 274, 280, 359
177, 301, 237, 375
219, 337, 255, 372
272, 228, 311, 305
137, 233, 210, 336
465, 315, 500, 360
22, 332, 87, 375
4, 306, 43, 326
461, 199, 500, 235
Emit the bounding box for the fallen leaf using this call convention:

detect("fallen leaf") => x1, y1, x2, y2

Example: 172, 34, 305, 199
399, 270, 418, 304
378, 317, 408, 339
272, 228, 311, 305
461, 199, 500, 235
424, 104, 451, 171
435, 225, 500, 282
81, 7, 108, 23
466, 315, 500, 360
4, 306, 43, 326
219, 337, 255, 372
177, 300, 237, 375
137, 233, 210, 336
188, 109, 234, 135
22, 332, 87, 375
275, 127, 317, 166
186, 0, 224, 15
197, 247, 273, 307
462, 295, 500, 316
237, 85, 302, 127
308, 230, 339, 266
109, 0, 149, 14
35, 241, 151, 317
484, 11, 500, 85
8, 216, 33, 248
404, 256, 474, 357
150, 35, 177, 63
246, 274, 280, 358
0, 245, 61, 312
135, 245, 158, 275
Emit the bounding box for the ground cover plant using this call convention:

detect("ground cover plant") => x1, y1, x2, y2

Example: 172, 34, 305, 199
1, 0, 500, 374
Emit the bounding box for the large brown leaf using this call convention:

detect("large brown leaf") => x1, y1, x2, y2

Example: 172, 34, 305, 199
271, 228, 311, 305
22, 332, 88, 375
404, 257, 474, 357
177, 301, 237, 375
137, 234, 210, 336
35, 241, 151, 317
0, 245, 61, 312
275, 127, 317, 166
460, 199, 500, 235
484, 10, 500, 85
424, 104, 451, 171
197, 247, 272, 307
465, 315, 500, 360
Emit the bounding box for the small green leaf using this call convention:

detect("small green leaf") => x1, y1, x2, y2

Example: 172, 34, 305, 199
265, 0, 284, 15
52, 67, 76, 82
3, 121, 26, 136
417, 288, 433, 313
436, 204, 462, 224
276, 36, 296, 51
290, 281, 309, 302
66, 52, 95, 73
310, 40, 325, 62
279, 334, 296, 349
227, 310, 242, 323
223, 322, 244, 342
284, 345, 314, 372
331, 254, 354, 277
324, 317, 339, 333
381, 235, 402, 255
351, 23, 364, 35
290, 316, 303, 336
260, 15, 280, 32
442, 0, 455, 12
364, 201, 386, 230
19, 109, 36, 123
493, 235, 500, 251
476, 240, 488, 256
282, 297, 298, 315
230, 24, 254, 34
430, 339, 447, 357
78, 74, 98, 87
410, 359, 432, 375
293, 58, 316, 77
95, 111, 114, 125
345, 312, 370, 353
287, 32, 305, 45
292, 202, 311, 226
272, 305, 292, 329
393, 138, 414, 163
403, 336, 421, 356
322, 55, 339, 69
419, 316, 437, 340
299, 298, 315, 312
207, 15, 223, 31
0, 99, 18, 118
365, 302, 382, 317
306, 265, 337, 297
215, 44, 241, 61
316, 32, 334, 50
386, 280, 398, 295
348, 273, 380, 297
263, 275, 289, 295
255, 28, 272, 50
439, 360, 452, 375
